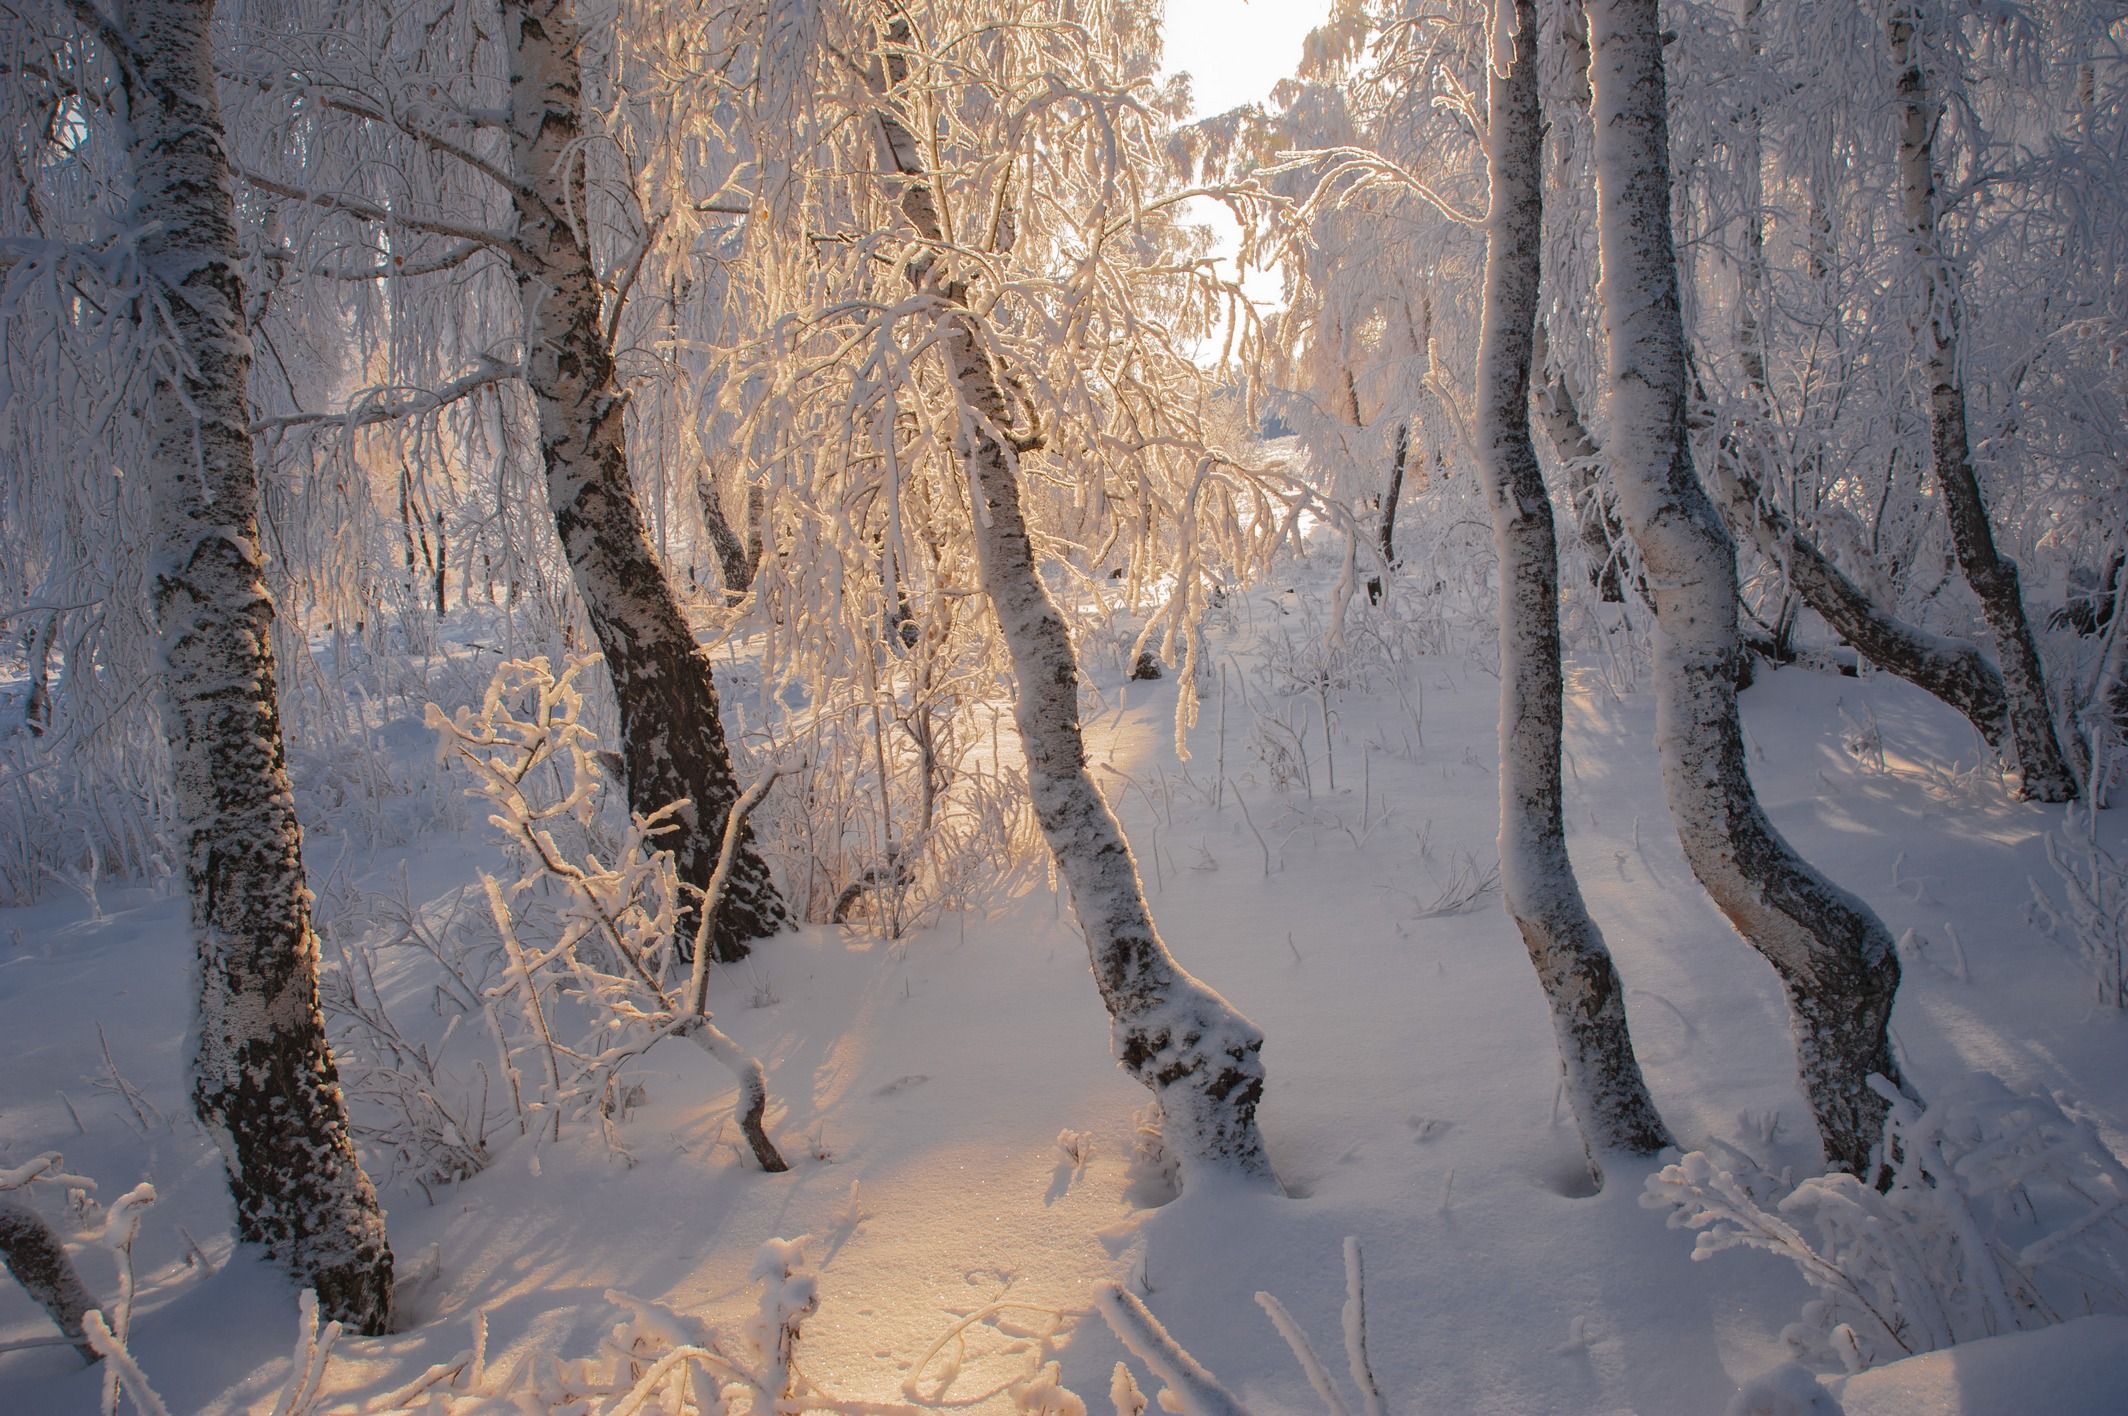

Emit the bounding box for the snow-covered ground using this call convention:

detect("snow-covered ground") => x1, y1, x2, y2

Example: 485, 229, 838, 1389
3, 546, 2125, 1413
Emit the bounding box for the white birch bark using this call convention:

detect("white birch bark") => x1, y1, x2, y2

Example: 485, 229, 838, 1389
500, 0, 788, 959
1584, 0, 1912, 1178
1481, 0, 1670, 1172
115, 0, 392, 1329
1886, 2, 2078, 802
867, 20, 1274, 1189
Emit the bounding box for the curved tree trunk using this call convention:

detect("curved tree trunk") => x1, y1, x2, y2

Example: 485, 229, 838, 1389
1481, 0, 1670, 1174
1586, 0, 1912, 1178
1706, 445, 2012, 752
868, 20, 1275, 1189
0, 1197, 98, 1361
118, 0, 392, 1331
1887, 5, 2077, 802
502, 0, 787, 961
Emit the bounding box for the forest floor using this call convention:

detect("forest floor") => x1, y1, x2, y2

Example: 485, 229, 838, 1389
3, 537, 2126, 1413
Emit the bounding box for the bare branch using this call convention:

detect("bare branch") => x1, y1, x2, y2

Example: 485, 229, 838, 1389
250, 358, 517, 436
233, 167, 525, 257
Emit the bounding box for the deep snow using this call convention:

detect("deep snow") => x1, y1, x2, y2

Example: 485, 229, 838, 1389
3, 552, 2125, 1413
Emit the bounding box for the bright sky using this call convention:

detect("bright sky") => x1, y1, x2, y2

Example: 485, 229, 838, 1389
1157, 0, 1333, 121
1155, 0, 1333, 331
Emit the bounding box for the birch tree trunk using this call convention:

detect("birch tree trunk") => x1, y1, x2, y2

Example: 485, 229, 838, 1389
1584, 0, 1912, 1178
1481, 0, 1670, 1173
1379, 421, 1408, 574
1368, 422, 1408, 603
22, 611, 55, 735
0, 1197, 98, 1361
1887, 2, 2077, 802
117, 0, 392, 1330
501, 0, 787, 960
698, 467, 760, 599
867, 22, 1275, 1189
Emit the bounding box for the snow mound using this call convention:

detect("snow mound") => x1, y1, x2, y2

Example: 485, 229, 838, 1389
1802, 1316, 2128, 1416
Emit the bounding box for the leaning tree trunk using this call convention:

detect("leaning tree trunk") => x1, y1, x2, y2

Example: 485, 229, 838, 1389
502, 0, 786, 961
1706, 444, 2014, 753
868, 23, 1275, 1189
117, 0, 392, 1330
1480, 0, 1670, 1174
0, 1197, 98, 1361
1887, 3, 2077, 802
1585, 0, 1911, 1178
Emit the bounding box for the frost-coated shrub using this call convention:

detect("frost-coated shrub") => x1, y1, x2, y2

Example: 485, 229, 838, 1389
1645, 1080, 2128, 1372
2029, 804, 2128, 1009
421, 658, 706, 1151
319, 879, 506, 1193
325, 657, 792, 1185
77, 1230, 850, 1414
750, 682, 1041, 938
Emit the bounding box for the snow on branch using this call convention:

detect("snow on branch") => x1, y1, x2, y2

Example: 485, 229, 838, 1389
1262, 145, 1487, 229
1645, 1081, 2128, 1372
422, 657, 790, 1171
232, 167, 525, 256
250, 357, 518, 437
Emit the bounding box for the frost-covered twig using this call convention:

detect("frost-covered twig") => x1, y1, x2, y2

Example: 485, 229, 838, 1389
425, 659, 791, 1170
2029, 805, 2128, 1008
1645, 1082, 2128, 1371
1341, 1237, 1388, 1416
1094, 1284, 1249, 1416
82, 1311, 171, 1416
1254, 1293, 1349, 1416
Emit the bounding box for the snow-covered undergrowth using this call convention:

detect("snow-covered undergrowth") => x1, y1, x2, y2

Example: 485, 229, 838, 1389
2031, 802, 2128, 1009
1647, 1081, 2128, 1372
5, 539, 2128, 1413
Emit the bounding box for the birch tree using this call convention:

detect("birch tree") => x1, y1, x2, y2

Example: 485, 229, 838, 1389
223, 0, 789, 960
1582, 0, 1913, 1178
495, 0, 788, 959
1479, 0, 1669, 1171
851, 4, 1278, 1187
1883, 0, 2077, 801
24, 0, 398, 1330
